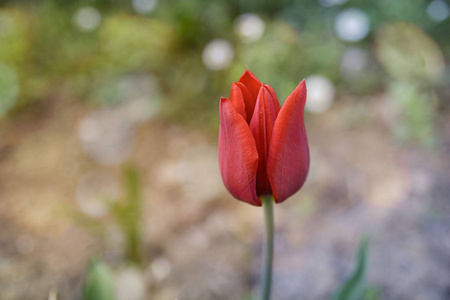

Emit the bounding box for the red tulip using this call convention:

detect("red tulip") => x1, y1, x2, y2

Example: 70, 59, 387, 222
219, 69, 309, 206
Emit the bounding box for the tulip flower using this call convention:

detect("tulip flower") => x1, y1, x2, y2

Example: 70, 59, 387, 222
218, 69, 309, 206
218, 69, 310, 300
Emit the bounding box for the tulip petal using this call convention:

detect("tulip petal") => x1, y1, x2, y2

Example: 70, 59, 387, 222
267, 80, 309, 203
249, 86, 279, 196
238, 69, 262, 99
238, 69, 262, 118
232, 82, 255, 123
264, 84, 281, 114
219, 97, 261, 206
230, 82, 247, 120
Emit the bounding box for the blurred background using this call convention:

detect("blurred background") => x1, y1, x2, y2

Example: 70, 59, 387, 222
0, 0, 449, 299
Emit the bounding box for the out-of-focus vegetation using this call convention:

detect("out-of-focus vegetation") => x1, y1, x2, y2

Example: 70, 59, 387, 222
83, 259, 115, 300
0, 0, 449, 143
333, 236, 374, 300
1, 1, 450, 299
73, 165, 144, 264
82, 237, 374, 300
111, 166, 143, 264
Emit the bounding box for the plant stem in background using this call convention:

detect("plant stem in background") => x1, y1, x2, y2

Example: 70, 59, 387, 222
112, 165, 143, 265
261, 196, 274, 300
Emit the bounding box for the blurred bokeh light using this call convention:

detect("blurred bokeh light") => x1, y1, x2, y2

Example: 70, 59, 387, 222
76, 170, 119, 218
335, 8, 370, 42
318, 0, 348, 7
427, 0, 450, 22
305, 75, 335, 113
73, 6, 101, 32
132, 0, 158, 15
202, 39, 235, 71
234, 13, 265, 43
78, 110, 136, 165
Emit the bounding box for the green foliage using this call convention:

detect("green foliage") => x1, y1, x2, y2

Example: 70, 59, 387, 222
375, 22, 445, 83
389, 80, 438, 148
363, 286, 381, 300
98, 14, 175, 72
333, 236, 370, 300
0, 63, 19, 118
0, 0, 448, 142
84, 259, 115, 300
0, 8, 31, 67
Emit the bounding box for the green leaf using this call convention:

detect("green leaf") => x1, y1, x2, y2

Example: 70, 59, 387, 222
363, 286, 381, 300
84, 259, 115, 300
0, 62, 19, 118
333, 236, 370, 300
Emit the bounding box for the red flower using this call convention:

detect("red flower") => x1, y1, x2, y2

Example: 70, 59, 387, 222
219, 69, 309, 206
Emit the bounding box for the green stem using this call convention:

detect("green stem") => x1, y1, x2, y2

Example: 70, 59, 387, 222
261, 196, 274, 300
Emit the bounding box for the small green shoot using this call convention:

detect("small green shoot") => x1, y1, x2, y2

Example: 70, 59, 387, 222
333, 236, 370, 300
84, 259, 115, 300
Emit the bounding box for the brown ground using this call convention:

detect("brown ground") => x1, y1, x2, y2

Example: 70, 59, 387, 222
0, 95, 449, 300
